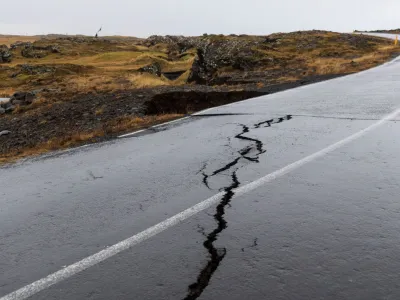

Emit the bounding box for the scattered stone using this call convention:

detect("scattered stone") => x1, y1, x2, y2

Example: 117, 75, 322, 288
20, 64, 56, 75
0, 130, 11, 136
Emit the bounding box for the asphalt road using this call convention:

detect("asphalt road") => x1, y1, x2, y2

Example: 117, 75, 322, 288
2, 36, 400, 300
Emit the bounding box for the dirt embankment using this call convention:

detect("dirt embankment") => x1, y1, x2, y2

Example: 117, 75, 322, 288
1, 31, 400, 163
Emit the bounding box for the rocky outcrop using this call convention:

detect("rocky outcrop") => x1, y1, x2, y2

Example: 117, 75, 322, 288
146, 35, 265, 84
10, 92, 36, 105
187, 38, 263, 84
10, 41, 32, 50
138, 62, 162, 77
0, 45, 12, 63
21, 44, 60, 58
16, 64, 56, 77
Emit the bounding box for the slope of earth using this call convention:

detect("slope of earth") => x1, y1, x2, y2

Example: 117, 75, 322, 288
0, 31, 399, 163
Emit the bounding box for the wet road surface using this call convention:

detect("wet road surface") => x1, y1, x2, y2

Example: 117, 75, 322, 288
1, 37, 400, 299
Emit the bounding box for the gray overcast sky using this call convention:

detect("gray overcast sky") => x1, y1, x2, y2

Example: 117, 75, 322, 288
1, 0, 400, 37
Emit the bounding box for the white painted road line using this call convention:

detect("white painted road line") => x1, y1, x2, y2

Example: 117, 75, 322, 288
118, 117, 191, 138
151, 116, 190, 128
118, 129, 147, 138
2, 107, 399, 300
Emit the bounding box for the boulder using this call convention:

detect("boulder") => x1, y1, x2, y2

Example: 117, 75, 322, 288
0, 107, 5, 114
0, 45, 12, 63
186, 38, 261, 84
10, 91, 36, 105
0, 130, 11, 136
0, 100, 15, 113
138, 62, 162, 77
5, 105, 15, 113
21, 45, 48, 58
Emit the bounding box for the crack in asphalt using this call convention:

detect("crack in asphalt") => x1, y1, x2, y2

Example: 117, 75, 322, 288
183, 115, 292, 299
235, 124, 266, 160
254, 114, 293, 129
184, 171, 239, 300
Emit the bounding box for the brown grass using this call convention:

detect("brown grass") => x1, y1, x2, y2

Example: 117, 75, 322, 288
0, 87, 15, 97
0, 35, 38, 47
11, 97, 49, 114
127, 73, 171, 88
61, 72, 176, 94
305, 44, 398, 75
104, 114, 183, 134
0, 114, 184, 164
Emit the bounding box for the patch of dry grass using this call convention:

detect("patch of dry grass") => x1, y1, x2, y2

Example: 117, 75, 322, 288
127, 73, 171, 88
0, 35, 38, 46
104, 114, 183, 134
0, 87, 15, 97
0, 129, 104, 165
62, 71, 177, 94
305, 44, 399, 75
275, 76, 300, 83
11, 97, 50, 114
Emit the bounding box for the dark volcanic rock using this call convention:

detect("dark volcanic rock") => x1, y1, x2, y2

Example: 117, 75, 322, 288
138, 62, 162, 77
147, 35, 267, 84
187, 38, 263, 84
0, 130, 11, 136
10, 92, 36, 106
20, 64, 56, 75
147, 36, 265, 84
0, 45, 12, 63
188, 49, 209, 84
0, 101, 15, 113
21, 44, 60, 58
10, 41, 32, 50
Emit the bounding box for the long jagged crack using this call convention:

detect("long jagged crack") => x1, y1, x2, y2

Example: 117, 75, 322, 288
235, 124, 266, 155
184, 115, 293, 299
254, 114, 292, 129
184, 171, 239, 300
